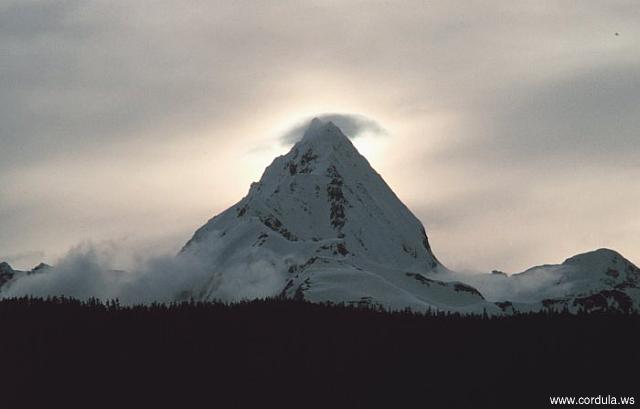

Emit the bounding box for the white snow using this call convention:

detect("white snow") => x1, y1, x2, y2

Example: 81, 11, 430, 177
181, 118, 496, 313
3, 120, 639, 314
448, 248, 640, 313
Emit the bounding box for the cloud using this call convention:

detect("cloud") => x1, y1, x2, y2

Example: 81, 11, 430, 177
442, 269, 574, 303
0, 1, 83, 39
280, 113, 387, 145
0, 250, 46, 268
436, 63, 640, 169
1, 0, 639, 275
1, 235, 286, 304
439, 259, 601, 304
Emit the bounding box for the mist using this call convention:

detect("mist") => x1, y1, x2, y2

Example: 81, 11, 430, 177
441, 267, 578, 303
0, 234, 286, 304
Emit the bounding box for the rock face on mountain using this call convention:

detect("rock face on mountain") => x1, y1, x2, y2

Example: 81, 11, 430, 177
182, 118, 494, 312
0, 262, 15, 288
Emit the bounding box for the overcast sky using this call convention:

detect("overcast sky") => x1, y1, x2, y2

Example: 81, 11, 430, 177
1, 0, 638, 272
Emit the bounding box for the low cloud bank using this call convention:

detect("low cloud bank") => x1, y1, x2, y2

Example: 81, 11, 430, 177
1, 234, 286, 304
442, 266, 576, 303
1, 233, 575, 305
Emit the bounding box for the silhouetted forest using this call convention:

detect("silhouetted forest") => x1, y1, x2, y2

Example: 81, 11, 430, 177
0, 297, 638, 409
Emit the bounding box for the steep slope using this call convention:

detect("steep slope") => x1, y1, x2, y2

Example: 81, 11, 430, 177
182, 118, 494, 312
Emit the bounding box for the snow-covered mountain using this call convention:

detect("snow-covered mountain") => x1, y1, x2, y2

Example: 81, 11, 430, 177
514, 249, 640, 313
459, 248, 640, 313
2, 118, 638, 314
181, 118, 496, 312
0, 262, 51, 290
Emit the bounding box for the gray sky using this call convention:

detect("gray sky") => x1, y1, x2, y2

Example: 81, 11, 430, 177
1, 0, 638, 272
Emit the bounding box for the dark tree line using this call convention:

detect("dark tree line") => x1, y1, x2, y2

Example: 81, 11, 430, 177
0, 296, 638, 409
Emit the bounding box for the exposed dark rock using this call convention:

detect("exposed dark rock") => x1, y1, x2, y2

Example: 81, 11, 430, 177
317, 243, 349, 256
495, 301, 513, 312
405, 272, 446, 287
402, 244, 418, 258
293, 278, 311, 301
30, 263, 52, 275
0, 262, 15, 288
420, 226, 432, 252
261, 215, 298, 241
572, 290, 633, 313
252, 233, 268, 247
326, 165, 347, 230
335, 243, 349, 256
288, 257, 318, 275
419, 226, 440, 268
298, 149, 318, 173
279, 280, 294, 298
286, 148, 318, 175
453, 283, 485, 299
605, 268, 620, 279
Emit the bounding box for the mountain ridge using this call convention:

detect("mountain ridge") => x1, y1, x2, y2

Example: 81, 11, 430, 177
1, 119, 638, 314
180, 118, 491, 311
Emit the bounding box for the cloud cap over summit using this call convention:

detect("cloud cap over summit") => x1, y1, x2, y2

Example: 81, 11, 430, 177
281, 114, 387, 145
1, 1, 638, 273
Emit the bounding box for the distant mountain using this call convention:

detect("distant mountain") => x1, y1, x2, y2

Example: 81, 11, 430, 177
181, 118, 496, 312
0, 261, 51, 290
511, 249, 640, 313
463, 248, 640, 313
0, 262, 15, 288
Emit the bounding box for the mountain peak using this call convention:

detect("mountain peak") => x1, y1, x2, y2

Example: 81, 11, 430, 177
307, 117, 324, 130
562, 248, 626, 266
31, 262, 52, 274
0, 261, 16, 288
180, 116, 469, 310
0, 261, 14, 274
306, 117, 335, 132
300, 118, 351, 147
